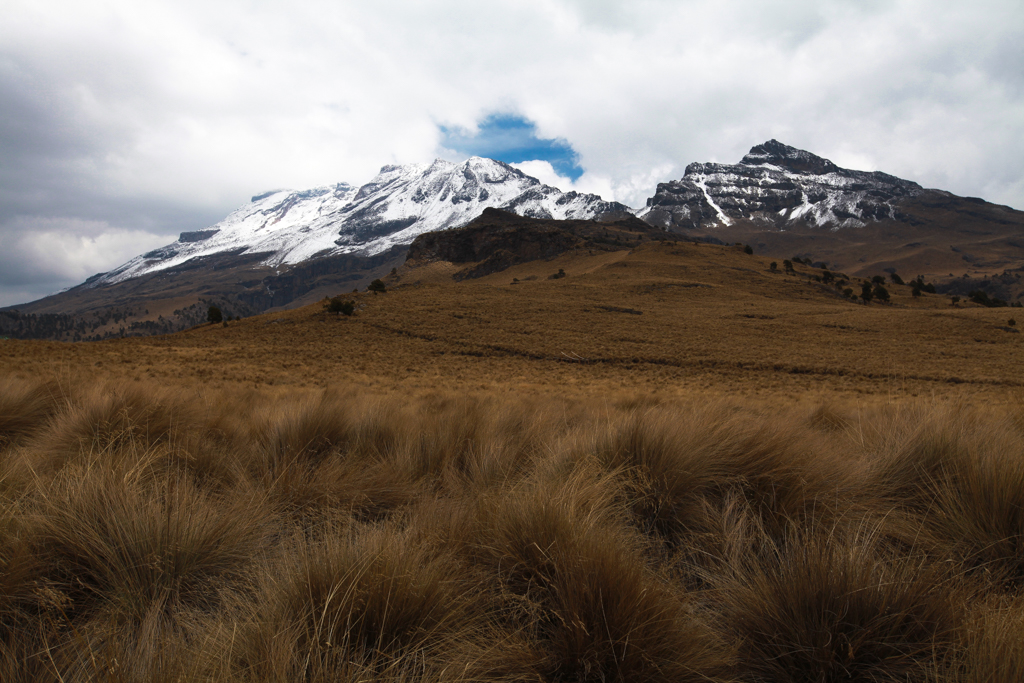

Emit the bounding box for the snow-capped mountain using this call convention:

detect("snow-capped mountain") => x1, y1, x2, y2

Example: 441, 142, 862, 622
639, 140, 925, 231
9, 140, 1024, 340
96, 157, 630, 286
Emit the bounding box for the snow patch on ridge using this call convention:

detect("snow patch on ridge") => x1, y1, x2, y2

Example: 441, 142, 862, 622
692, 174, 733, 227
641, 140, 924, 232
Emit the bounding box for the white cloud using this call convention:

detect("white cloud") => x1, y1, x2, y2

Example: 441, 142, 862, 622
510, 161, 571, 192
511, 160, 674, 210
5, 0, 1022, 203
1, 0, 1022, 304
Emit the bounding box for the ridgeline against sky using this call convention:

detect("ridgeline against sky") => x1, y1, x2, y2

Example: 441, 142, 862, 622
1, 0, 1021, 306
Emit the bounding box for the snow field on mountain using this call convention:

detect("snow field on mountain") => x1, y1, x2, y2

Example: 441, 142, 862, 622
96, 157, 625, 286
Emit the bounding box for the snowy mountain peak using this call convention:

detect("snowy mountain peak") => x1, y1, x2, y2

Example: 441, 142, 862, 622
739, 139, 841, 175
641, 140, 924, 231
93, 157, 630, 287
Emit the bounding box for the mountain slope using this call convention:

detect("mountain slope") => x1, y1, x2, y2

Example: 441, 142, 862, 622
96, 157, 631, 287
638, 140, 1024, 289
2, 158, 632, 339
405, 207, 673, 281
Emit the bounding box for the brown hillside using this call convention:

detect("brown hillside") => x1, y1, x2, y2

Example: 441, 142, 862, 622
3, 239, 1021, 402
687, 191, 1024, 303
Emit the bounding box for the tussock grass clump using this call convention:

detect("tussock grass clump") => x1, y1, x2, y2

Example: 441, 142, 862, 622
26, 471, 269, 679
960, 599, 1024, 682
718, 528, 963, 682
587, 403, 858, 576
37, 383, 193, 459
869, 405, 1024, 589
245, 391, 421, 520
0, 375, 1021, 681
0, 377, 64, 449
409, 394, 556, 490
255, 390, 360, 465
0, 502, 38, 643
807, 400, 854, 432
234, 523, 482, 681
32, 470, 265, 621
464, 468, 734, 682
28, 381, 243, 489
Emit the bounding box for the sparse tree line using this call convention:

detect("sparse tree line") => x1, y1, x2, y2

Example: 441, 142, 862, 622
1, 298, 258, 342
768, 255, 1023, 307
2, 277, 394, 341
320, 279, 389, 318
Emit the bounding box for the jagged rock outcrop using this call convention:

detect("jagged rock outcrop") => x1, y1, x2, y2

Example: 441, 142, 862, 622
407, 207, 672, 280
639, 139, 925, 231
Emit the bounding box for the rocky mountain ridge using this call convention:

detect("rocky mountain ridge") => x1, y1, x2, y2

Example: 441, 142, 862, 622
406, 207, 671, 281
639, 139, 928, 231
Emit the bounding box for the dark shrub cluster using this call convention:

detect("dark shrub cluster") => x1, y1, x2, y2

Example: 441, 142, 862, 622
969, 290, 1008, 308
323, 296, 355, 316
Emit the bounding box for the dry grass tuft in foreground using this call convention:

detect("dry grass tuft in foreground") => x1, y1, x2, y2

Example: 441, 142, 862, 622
1, 376, 1023, 681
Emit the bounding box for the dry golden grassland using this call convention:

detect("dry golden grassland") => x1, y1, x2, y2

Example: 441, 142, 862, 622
1, 241, 1023, 680
1, 376, 1024, 681
1, 241, 1020, 402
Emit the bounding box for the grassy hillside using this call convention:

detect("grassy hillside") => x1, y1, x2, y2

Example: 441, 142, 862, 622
2, 240, 1020, 401
1, 239, 1022, 680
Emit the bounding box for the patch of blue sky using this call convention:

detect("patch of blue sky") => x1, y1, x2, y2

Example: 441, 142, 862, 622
439, 114, 583, 181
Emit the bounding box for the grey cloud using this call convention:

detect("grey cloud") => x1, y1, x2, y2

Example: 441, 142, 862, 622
0, 0, 1021, 307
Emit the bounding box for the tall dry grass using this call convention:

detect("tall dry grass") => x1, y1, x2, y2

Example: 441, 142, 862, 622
0, 375, 1022, 681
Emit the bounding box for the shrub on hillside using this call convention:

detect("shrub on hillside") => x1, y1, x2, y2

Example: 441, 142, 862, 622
873, 284, 890, 303
207, 305, 223, 324
912, 278, 937, 295
860, 282, 874, 304
368, 279, 387, 294
969, 290, 1007, 307
324, 296, 355, 316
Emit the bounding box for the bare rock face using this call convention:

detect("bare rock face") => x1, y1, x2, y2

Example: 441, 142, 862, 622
407, 207, 672, 280
639, 140, 924, 231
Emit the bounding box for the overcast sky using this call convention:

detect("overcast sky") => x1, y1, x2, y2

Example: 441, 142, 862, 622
2, 0, 1022, 306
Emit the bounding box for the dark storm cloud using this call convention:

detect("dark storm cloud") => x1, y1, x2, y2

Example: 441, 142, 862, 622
0, 63, 220, 305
